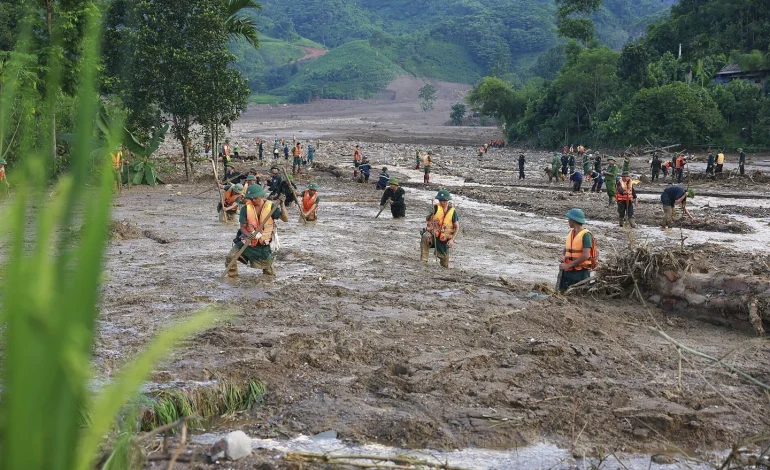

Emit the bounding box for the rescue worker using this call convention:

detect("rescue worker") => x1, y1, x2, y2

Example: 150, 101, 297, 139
0, 157, 8, 195
423, 150, 433, 184
561, 153, 569, 177
233, 142, 240, 160
307, 144, 315, 166
292, 142, 302, 175
358, 156, 372, 183
219, 183, 244, 222
739, 148, 746, 176
258, 139, 264, 161
353, 145, 362, 177
518, 153, 526, 179
380, 178, 406, 219
602, 157, 619, 207
376, 167, 390, 190
273, 140, 280, 159
551, 154, 562, 183
675, 153, 686, 183
421, 189, 459, 268
651, 153, 661, 181
582, 151, 591, 175
661, 160, 671, 179
222, 162, 240, 185
593, 154, 602, 173
300, 182, 319, 221
588, 169, 603, 193
243, 174, 260, 192
283, 143, 289, 161
716, 150, 725, 174
267, 166, 282, 194
577, 144, 585, 157
225, 184, 289, 277
660, 186, 695, 229
559, 208, 597, 291
570, 170, 583, 193
616, 171, 638, 228
415, 150, 422, 169
706, 151, 715, 176
568, 154, 575, 175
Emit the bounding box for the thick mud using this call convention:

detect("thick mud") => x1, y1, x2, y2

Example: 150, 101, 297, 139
98, 135, 770, 470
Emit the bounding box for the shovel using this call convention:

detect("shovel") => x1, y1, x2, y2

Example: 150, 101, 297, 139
211, 160, 226, 223
220, 213, 274, 279
375, 199, 391, 218
281, 167, 308, 223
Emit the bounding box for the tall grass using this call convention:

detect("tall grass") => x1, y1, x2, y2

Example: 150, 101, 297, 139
0, 6, 217, 470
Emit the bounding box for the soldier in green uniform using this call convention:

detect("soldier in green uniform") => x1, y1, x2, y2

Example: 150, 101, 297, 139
225, 185, 289, 277
551, 154, 562, 182
421, 189, 459, 268
602, 157, 619, 207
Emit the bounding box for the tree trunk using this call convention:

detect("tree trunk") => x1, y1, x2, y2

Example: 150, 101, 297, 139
46, 0, 56, 164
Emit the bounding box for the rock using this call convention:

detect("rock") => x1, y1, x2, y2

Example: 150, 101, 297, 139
311, 430, 338, 440
684, 292, 707, 306
651, 454, 675, 465
663, 270, 680, 282
648, 295, 661, 305
210, 430, 252, 462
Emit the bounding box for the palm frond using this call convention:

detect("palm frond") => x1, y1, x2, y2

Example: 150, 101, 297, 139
225, 0, 261, 17
226, 15, 260, 48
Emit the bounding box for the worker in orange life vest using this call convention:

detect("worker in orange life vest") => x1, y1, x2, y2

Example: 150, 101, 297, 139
616, 171, 638, 228
219, 183, 244, 222
225, 184, 289, 277
300, 182, 320, 222
421, 189, 459, 268
559, 208, 597, 291
0, 157, 8, 195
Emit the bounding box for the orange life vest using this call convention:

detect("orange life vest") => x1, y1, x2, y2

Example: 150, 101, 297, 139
616, 179, 634, 202
110, 150, 122, 170
716, 153, 725, 164
293, 145, 301, 157
302, 191, 318, 216
564, 229, 597, 271
0, 167, 5, 182
223, 143, 231, 156
244, 201, 275, 247
423, 154, 432, 166
223, 188, 240, 207
428, 204, 456, 242
675, 155, 685, 169
353, 149, 361, 162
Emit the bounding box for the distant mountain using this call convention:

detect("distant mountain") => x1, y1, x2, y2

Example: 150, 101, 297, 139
234, 0, 675, 102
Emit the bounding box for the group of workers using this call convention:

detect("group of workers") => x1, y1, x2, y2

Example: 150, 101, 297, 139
214, 137, 320, 176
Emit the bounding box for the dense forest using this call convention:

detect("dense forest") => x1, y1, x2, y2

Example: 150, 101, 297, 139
467, 0, 770, 148
233, 0, 674, 102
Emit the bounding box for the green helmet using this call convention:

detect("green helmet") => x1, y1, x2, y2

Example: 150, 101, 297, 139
307, 182, 319, 190
565, 208, 586, 224
737, 148, 743, 152
388, 178, 399, 185
686, 188, 696, 198
244, 184, 266, 199
435, 189, 451, 201
427, 150, 433, 154
246, 175, 257, 181
0, 158, 6, 165
225, 137, 231, 142
231, 183, 244, 194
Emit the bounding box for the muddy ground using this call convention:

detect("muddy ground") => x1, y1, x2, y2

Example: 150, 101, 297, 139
100, 90, 770, 469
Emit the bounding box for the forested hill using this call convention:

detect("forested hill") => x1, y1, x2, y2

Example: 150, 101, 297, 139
234, 0, 676, 102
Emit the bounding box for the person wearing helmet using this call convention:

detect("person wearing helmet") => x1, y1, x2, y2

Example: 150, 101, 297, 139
379, 178, 406, 218
300, 183, 320, 221
616, 171, 638, 228
219, 183, 245, 222
358, 156, 372, 183
225, 184, 289, 277
423, 150, 434, 184
602, 157, 619, 207
660, 186, 695, 229
421, 189, 459, 268
559, 208, 597, 291
375, 167, 390, 190
221, 162, 240, 186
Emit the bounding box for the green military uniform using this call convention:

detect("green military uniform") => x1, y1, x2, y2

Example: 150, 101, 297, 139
421, 189, 459, 268
603, 158, 619, 207
582, 153, 591, 174
551, 154, 561, 181
560, 209, 595, 291
225, 185, 283, 276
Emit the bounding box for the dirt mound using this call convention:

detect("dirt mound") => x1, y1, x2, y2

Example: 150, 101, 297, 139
109, 220, 143, 240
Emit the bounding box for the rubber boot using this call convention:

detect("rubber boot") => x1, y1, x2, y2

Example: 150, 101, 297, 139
420, 232, 431, 262
607, 194, 613, 207
225, 247, 240, 277
262, 260, 276, 276
629, 217, 636, 229
438, 253, 449, 268
619, 217, 625, 228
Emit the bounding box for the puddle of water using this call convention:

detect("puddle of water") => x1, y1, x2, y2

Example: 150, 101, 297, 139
190, 433, 715, 470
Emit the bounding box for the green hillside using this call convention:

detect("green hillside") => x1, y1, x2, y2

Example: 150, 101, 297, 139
235, 0, 675, 102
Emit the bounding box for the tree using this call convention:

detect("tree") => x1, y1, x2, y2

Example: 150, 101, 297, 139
555, 0, 603, 46
616, 82, 725, 144
418, 83, 437, 112
122, 0, 250, 181
466, 77, 517, 123
450, 103, 466, 125
225, 0, 261, 48
617, 42, 651, 89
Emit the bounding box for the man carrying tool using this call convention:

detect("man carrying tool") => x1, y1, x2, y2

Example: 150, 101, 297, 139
660, 186, 695, 229
300, 182, 320, 221
421, 189, 459, 268
222, 162, 240, 185
219, 183, 244, 222
423, 150, 433, 184
559, 208, 597, 291
353, 144, 362, 177
358, 156, 372, 183
225, 184, 289, 277
739, 148, 746, 176
518, 153, 526, 179
616, 171, 638, 228
376, 167, 390, 190
379, 178, 406, 219
602, 157, 618, 207
267, 166, 282, 194
716, 150, 725, 174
